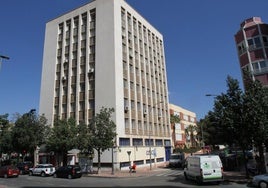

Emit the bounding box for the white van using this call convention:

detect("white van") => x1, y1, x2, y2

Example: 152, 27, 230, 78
184, 154, 223, 184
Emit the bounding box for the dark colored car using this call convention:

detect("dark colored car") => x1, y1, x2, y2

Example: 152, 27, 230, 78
17, 161, 33, 174
53, 165, 82, 179
0, 165, 20, 178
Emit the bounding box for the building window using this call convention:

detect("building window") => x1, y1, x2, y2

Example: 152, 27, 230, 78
252, 60, 268, 74
263, 36, 268, 46
131, 100, 135, 109
133, 138, 143, 146
125, 118, 129, 129
119, 138, 130, 146
145, 139, 153, 146
176, 134, 183, 141
138, 121, 142, 130
155, 139, 163, 146
164, 139, 171, 146
124, 79, 128, 88
248, 36, 261, 50
88, 100, 94, 109
175, 123, 181, 130
132, 119, 136, 129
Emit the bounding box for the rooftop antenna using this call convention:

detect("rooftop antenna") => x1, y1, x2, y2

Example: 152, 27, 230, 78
0, 55, 10, 70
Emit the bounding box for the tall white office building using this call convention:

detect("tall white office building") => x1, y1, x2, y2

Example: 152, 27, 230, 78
39, 0, 171, 170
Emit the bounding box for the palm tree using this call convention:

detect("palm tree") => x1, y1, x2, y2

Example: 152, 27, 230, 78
185, 124, 197, 147
170, 114, 180, 147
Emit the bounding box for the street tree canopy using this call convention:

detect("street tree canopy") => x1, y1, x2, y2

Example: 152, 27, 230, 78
12, 110, 48, 155
89, 107, 116, 171
46, 118, 77, 165
201, 75, 268, 174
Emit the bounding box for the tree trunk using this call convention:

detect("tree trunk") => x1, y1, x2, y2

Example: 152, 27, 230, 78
242, 149, 249, 178
258, 144, 267, 174
97, 149, 101, 173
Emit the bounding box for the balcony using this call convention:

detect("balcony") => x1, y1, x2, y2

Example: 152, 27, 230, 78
253, 67, 268, 75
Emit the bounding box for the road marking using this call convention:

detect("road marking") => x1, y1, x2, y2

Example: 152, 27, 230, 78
156, 170, 183, 177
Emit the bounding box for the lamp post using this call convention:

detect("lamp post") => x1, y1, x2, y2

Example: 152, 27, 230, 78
204, 94, 219, 149
0, 55, 10, 71
127, 151, 131, 168
111, 139, 116, 175
111, 146, 114, 175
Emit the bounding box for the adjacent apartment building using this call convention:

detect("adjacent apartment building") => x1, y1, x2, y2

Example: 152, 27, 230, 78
169, 104, 197, 149
235, 17, 268, 88
39, 0, 171, 170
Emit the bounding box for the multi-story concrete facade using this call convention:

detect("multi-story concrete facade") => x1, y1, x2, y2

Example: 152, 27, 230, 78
235, 17, 268, 87
39, 0, 171, 170
169, 104, 197, 149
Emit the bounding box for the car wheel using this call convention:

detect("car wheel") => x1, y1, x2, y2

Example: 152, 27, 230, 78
29, 171, 33, 176
4, 174, 8, 178
68, 174, 72, 179
259, 181, 268, 188
41, 172, 46, 177
53, 173, 57, 178
196, 176, 203, 185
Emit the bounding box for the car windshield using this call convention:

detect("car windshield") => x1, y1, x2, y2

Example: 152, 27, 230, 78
170, 155, 182, 159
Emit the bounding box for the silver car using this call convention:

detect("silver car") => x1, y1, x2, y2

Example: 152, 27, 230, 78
29, 164, 55, 177
252, 174, 268, 188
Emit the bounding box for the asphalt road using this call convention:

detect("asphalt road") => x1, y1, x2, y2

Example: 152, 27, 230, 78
0, 168, 250, 188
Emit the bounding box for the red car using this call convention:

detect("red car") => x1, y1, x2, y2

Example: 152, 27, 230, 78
0, 165, 20, 178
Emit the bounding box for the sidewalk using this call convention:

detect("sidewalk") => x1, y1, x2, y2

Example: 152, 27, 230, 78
223, 170, 251, 184
84, 166, 161, 178
84, 166, 252, 184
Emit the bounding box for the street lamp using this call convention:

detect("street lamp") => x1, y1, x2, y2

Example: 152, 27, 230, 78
127, 151, 131, 168
0, 55, 10, 70
205, 94, 218, 97
203, 93, 219, 150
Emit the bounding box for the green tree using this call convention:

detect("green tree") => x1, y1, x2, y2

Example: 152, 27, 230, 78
89, 107, 116, 172
12, 110, 49, 159
0, 114, 13, 155
243, 76, 268, 174
46, 118, 77, 166
75, 122, 92, 154
203, 75, 268, 175
170, 114, 180, 124
170, 114, 180, 148
185, 124, 197, 147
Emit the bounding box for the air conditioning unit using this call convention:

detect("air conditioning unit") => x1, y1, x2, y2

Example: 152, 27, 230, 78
89, 68, 94, 73
62, 76, 67, 81
64, 59, 68, 63
124, 106, 129, 113
143, 109, 147, 115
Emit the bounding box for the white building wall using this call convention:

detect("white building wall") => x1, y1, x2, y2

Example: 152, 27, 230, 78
40, 0, 171, 170
39, 21, 59, 126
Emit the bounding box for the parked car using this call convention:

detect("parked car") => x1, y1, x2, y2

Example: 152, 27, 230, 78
53, 165, 82, 179
169, 153, 185, 168
29, 164, 55, 177
251, 173, 268, 188
0, 165, 19, 178
17, 161, 33, 174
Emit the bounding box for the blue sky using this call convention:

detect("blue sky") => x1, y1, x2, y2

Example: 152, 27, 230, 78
0, 0, 268, 121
